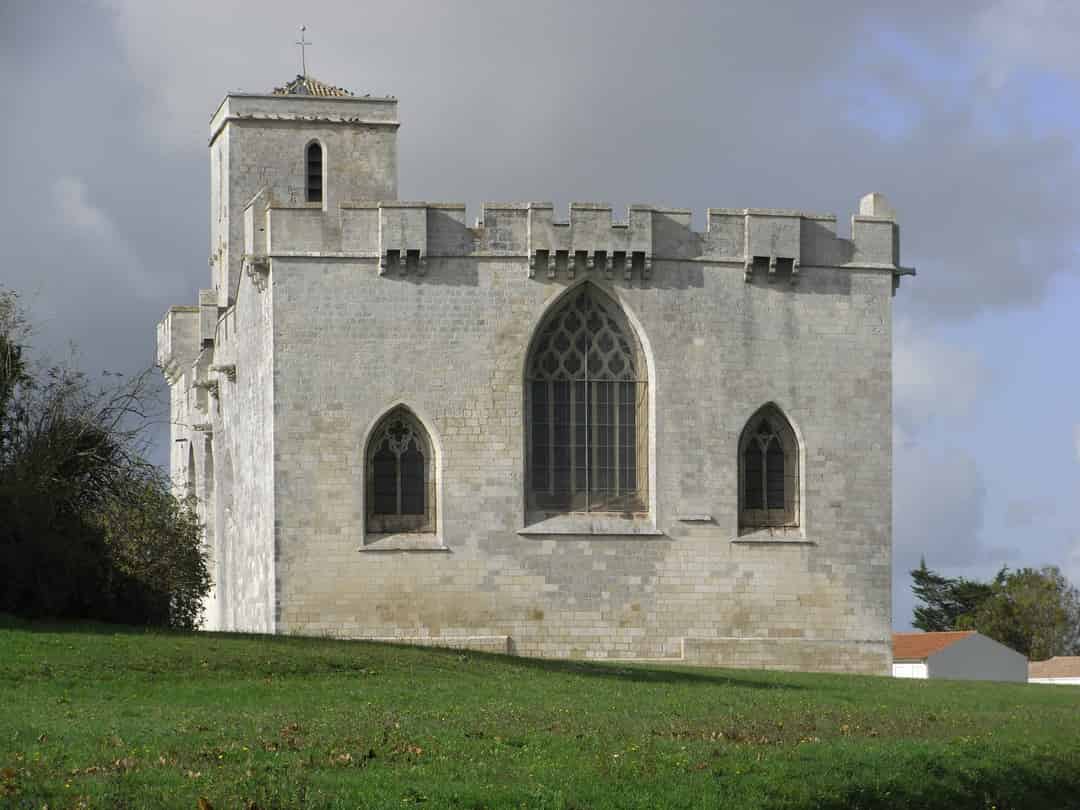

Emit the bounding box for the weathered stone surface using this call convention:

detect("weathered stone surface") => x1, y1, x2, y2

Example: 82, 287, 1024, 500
157, 78, 912, 675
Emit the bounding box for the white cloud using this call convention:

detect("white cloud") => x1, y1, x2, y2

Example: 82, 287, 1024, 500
1003, 496, 1057, 529
892, 434, 989, 629
893, 317, 985, 438
54, 176, 117, 242
52, 176, 151, 297
976, 1, 1080, 85
894, 438, 986, 568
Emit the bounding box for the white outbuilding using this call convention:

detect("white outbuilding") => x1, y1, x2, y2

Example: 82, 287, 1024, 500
892, 631, 1027, 682
1029, 657, 1080, 685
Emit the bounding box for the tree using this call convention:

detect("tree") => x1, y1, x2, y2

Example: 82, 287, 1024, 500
912, 559, 1080, 659
910, 557, 993, 632
0, 286, 210, 629
0, 288, 30, 450
960, 567, 1080, 660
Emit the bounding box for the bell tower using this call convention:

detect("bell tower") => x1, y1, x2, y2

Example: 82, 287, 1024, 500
208, 74, 399, 306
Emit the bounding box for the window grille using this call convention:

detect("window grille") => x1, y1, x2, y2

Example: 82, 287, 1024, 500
366, 409, 435, 533
739, 405, 799, 530
527, 284, 648, 514
306, 142, 323, 203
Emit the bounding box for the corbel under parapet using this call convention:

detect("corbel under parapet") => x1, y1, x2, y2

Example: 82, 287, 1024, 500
210, 363, 236, 382
743, 255, 798, 284
243, 254, 270, 291
159, 363, 185, 387
193, 379, 219, 399
379, 250, 426, 276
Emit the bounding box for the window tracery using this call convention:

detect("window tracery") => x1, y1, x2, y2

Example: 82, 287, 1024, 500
366, 408, 434, 534
739, 405, 799, 531
526, 284, 648, 515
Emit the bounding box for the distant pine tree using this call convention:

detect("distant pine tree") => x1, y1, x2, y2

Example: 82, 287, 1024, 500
910, 557, 992, 632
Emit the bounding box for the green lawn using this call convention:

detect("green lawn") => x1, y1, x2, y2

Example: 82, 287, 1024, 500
2, 617, 1079, 809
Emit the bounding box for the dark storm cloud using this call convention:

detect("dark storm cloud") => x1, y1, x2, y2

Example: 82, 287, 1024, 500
3, 2, 1078, 619
1, 4, 203, 378
98, 0, 1078, 321
5, 1, 1074, 375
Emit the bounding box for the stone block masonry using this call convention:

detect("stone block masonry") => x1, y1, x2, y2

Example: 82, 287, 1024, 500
157, 74, 913, 675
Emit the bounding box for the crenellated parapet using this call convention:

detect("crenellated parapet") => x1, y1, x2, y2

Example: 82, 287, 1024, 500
156, 306, 200, 385
378, 202, 428, 274
240, 191, 912, 288
526, 204, 654, 281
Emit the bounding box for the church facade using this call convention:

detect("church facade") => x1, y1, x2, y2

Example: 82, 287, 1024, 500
157, 75, 912, 674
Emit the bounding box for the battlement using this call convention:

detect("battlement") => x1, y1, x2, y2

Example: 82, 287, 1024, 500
243, 192, 910, 285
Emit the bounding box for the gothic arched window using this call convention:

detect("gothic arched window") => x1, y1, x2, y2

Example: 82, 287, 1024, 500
366, 408, 435, 534
739, 404, 799, 531
306, 142, 323, 203
526, 283, 648, 515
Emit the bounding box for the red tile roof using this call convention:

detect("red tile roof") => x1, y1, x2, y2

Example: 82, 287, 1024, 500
1029, 657, 1080, 678
893, 631, 975, 661
273, 74, 353, 97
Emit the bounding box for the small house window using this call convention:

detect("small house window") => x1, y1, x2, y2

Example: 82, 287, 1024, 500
739, 404, 799, 531
366, 408, 435, 534
306, 142, 323, 203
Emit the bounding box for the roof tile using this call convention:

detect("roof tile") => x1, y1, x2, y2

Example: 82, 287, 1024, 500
273, 75, 353, 97
1029, 656, 1080, 678
892, 631, 975, 661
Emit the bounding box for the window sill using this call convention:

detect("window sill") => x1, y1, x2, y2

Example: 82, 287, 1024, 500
519, 514, 664, 537
731, 527, 813, 546
358, 533, 449, 552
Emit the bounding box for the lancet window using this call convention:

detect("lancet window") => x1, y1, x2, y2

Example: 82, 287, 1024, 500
526, 284, 648, 515
739, 405, 799, 530
306, 142, 323, 203
366, 408, 435, 534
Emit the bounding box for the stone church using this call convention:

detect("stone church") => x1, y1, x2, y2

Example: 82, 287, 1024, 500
157, 73, 913, 674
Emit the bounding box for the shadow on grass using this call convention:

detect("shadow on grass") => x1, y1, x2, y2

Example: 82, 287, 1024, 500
371, 639, 805, 691
0, 613, 165, 636
0, 614, 801, 691
808, 751, 1080, 810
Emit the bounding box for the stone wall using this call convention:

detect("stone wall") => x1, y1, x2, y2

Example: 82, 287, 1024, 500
256, 251, 893, 673
202, 269, 277, 633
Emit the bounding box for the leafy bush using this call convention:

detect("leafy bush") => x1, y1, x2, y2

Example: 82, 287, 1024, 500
0, 286, 209, 628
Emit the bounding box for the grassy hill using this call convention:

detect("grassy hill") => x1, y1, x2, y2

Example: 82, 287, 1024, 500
2, 617, 1079, 809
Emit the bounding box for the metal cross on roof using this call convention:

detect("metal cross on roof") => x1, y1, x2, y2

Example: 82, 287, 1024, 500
295, 26, 311, 77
